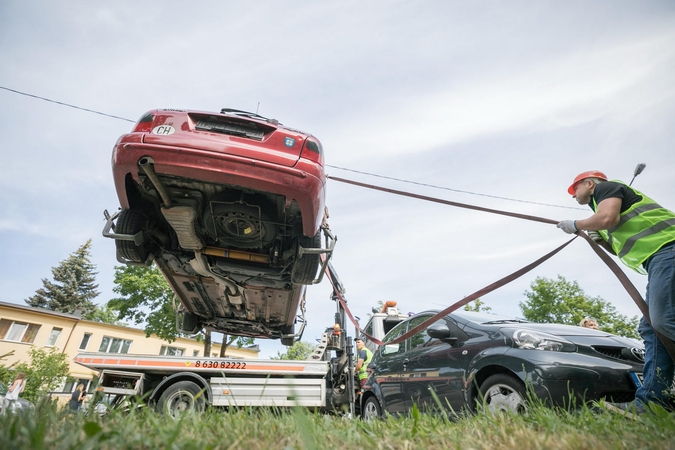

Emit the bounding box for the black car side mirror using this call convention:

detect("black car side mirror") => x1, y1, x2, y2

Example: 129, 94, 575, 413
427, 324, 458, 344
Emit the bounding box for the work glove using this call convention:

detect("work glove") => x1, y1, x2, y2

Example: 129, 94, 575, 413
587, 230, 604, 242
557, 220, 578, 234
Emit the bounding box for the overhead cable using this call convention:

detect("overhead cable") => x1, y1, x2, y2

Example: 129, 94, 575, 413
2, 84, 584, 211
0, 85, 135, 123
327, 165, 586, 211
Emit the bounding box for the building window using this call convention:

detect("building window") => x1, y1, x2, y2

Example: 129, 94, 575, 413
98, 336, 132, 354
45, 327, 62, 347
64, 378, 90, 393
0, 319, 41, 343
79, 333, 92, 351
159, 345, 184, 356
193, 350, 199, 357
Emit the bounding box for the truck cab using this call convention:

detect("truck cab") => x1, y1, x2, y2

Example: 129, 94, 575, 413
358, 301, 409, 352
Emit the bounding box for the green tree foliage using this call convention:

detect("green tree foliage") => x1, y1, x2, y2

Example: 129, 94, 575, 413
2, 347, 71, 403
272, 341, 316, 360
520, 275, 639, 339
108, 265, 180, 343
87, 302, 124, 326
464, 298, 492, 312
25, 240, 99, 317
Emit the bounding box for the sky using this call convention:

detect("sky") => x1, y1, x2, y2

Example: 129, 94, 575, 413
1, 1, 674, 359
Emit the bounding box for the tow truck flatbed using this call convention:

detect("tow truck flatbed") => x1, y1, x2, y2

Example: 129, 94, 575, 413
74, 353, 329, 377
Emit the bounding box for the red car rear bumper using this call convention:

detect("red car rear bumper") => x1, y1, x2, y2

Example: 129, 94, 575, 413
112, 135, 326, 237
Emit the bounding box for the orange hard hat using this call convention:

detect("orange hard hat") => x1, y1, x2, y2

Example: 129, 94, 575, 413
567, 170, 608, 195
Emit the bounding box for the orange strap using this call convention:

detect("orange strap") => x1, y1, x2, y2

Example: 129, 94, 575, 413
327, 175, 675, 359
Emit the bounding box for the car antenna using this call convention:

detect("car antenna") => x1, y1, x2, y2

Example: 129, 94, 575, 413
256, 102, 260, 115
629, 163, 646, 186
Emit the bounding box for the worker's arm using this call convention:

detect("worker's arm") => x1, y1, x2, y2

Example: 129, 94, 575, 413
355, 358, 365, 372
575, 198, 622, 231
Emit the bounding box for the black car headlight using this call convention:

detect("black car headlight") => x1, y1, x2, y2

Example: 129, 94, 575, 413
509, 329, 577, 352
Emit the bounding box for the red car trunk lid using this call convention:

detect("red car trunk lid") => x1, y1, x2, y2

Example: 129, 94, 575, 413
142, 110, 306, 167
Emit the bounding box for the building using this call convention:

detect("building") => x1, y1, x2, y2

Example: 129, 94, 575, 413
0, 301, 259, 393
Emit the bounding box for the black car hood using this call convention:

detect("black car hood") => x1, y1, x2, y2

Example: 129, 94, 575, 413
496, 322, 642, 348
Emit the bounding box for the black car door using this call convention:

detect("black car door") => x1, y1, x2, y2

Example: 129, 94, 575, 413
370, 320, 409, 415
402, 315, 468, 413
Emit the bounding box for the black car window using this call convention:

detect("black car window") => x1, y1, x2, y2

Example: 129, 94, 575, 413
380, 320, 408, 356
383, 320, 406, 344
444, 316, 469, 342
407, 315, 435, 350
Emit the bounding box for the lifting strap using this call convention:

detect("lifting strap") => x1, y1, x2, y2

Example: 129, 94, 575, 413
326, 175, 675, 360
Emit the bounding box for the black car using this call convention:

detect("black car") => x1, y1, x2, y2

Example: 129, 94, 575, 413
360, 310, 645, 419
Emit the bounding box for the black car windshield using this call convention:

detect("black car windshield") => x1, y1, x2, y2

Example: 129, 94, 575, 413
451, 310, 530, 325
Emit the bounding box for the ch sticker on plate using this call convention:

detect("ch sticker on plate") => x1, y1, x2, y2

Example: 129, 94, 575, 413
152, 125, 176, 135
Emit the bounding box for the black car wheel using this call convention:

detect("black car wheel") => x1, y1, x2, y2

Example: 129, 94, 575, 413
157, 381, 206, 418
115, 209, 150, 263
361, 396, 382, 422
291, 231, 322, 284
478, 374, 527, 414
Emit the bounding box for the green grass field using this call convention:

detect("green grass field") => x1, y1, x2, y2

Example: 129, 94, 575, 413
2, 400, 674, 450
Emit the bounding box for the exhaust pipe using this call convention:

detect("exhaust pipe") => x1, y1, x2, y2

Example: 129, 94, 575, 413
138, 157, 172, 207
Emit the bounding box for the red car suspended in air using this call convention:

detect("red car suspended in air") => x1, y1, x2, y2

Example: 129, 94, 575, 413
103, 108, 334, 344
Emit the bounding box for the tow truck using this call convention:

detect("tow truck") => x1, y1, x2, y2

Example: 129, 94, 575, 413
75, 263, 407, 416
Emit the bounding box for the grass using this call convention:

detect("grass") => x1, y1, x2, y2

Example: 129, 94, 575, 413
1, 399, 674, 450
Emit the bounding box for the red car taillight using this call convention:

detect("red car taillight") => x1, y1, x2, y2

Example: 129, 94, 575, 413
132, 112, 155, 133
300, 137, 324, 165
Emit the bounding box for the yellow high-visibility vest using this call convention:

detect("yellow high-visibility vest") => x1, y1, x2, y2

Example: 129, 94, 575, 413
593, 181, 675, 274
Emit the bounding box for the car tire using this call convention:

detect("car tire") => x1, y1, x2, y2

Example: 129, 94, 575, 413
361, 396, 382, 422
291, 231, 322, 284
115, 209, 150, 263
478, 374, 527, 414
157, 381, 206, 418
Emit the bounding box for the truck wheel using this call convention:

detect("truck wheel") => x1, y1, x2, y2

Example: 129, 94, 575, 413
157, 381, 206, 417
361, 396, 382, 422
116, 209, 150, 263
478, 374, 527, 414
291, 231, 321, 284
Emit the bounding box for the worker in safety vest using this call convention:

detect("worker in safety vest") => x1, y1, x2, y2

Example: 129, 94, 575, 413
354, 338, 373, 388
557, 170, 675, 415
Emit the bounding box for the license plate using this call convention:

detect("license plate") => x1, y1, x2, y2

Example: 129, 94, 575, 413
629, 372, 643, 387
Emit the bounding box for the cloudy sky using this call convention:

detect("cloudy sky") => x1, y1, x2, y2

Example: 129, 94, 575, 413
1, 1, 674, 358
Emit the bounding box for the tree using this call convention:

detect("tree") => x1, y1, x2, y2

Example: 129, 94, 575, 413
5, 347, 71, 402
25, 240, 99, 317
520, 275, 639, 339
464, 298, 492, 312
219, 334, 255, 357
108, 265, 180, 342
87, 302, 125, 326
272, 341, 316, 360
